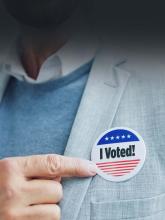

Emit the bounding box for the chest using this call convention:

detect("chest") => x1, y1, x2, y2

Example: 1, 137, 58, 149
0, 73, 88, 158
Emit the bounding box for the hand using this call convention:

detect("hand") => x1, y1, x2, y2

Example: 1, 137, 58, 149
0, 154, 97, 220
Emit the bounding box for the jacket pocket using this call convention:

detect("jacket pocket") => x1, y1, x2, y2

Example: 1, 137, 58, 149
90, 193, 165, 220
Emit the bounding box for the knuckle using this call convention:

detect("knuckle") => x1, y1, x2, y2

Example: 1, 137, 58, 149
0, 159, 15, 174
0, 159, 20, 202
3, 184, 18, 202
46, 155, 62, 176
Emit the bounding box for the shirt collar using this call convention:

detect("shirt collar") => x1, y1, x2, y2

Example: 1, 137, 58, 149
0, 32, 98, 102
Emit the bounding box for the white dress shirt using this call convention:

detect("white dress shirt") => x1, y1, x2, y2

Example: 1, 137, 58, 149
0, 32, 98, 102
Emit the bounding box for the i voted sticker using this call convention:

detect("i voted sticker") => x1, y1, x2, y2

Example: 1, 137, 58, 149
91, 127, 146, 182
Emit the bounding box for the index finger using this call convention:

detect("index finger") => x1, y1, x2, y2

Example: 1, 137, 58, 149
16, 154, 97, 178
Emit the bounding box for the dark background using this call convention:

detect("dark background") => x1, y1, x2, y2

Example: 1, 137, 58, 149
1, 0, 165, 31
0, 0, 165, 61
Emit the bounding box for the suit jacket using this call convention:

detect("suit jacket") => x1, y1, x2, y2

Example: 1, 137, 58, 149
0, 44, 165, 220
60, 45, 165, 220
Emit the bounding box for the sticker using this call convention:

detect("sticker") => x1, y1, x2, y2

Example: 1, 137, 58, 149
91, 127, 146, 182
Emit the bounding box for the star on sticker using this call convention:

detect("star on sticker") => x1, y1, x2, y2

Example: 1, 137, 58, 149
105, 137, 109, 141
110, 136, 114, 140
127, 134, 131, 138
122, 135, 125, 139
116, 136, 120, 140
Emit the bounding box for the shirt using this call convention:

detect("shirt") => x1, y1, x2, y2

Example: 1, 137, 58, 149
0, 32, 98, 101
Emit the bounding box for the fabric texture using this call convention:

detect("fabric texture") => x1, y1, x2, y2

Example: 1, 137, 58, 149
76, 65, 165, 220
0, 61, 92, 159
59, 48, 165, 220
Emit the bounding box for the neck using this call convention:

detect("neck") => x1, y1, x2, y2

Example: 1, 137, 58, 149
20, 26, 68, 79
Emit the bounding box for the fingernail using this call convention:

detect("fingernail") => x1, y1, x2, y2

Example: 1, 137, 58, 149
87, 161, 97, 176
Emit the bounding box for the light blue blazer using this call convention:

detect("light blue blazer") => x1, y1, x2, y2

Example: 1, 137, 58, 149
60, 46, 165, 220
0, 44, 165, 220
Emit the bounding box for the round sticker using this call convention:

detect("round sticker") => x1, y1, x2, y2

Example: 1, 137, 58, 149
91, 127, 146, 182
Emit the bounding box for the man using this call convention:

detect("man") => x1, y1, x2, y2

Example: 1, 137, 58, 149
0, 0, 98, 219
0, 1, 165, 220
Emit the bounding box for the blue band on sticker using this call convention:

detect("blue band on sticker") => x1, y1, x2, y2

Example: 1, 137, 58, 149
97, 129, 139, 145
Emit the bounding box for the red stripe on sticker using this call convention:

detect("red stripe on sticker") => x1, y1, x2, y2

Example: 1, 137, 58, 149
97, 162, 139, 168
100, 165, 137, 171
112, 174, 129, 176
99, 164, 138, 169
109, 171, 131, 176
102, 168, 135, 173
96, 159, 140, 166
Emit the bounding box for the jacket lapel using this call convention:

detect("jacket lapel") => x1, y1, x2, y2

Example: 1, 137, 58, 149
61, 48, 131, 220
